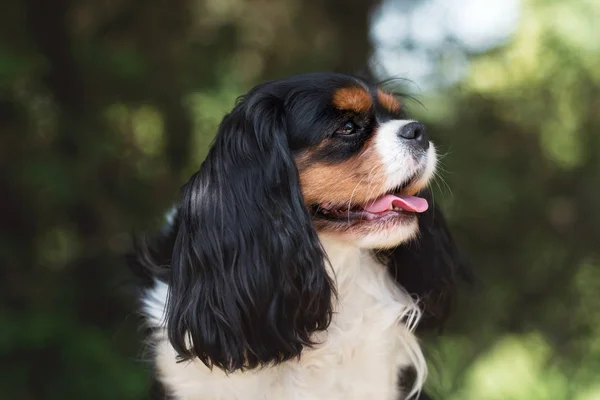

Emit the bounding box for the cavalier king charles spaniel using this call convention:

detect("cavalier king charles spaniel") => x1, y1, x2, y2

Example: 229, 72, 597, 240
131, 72, 466, 400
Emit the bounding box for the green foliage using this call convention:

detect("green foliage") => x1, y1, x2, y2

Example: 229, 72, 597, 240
415, 1, 600, 398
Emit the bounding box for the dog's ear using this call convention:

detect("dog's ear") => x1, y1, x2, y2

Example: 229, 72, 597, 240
380, 190, 470, 331
166, 92, 334, 372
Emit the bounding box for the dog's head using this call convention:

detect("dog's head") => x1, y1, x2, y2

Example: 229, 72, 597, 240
156, 73, 463, 372
295, 81, 436, 248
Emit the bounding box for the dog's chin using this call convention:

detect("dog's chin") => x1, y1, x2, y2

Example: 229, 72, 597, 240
313, 210, 420, 249
354, 218, 420, 248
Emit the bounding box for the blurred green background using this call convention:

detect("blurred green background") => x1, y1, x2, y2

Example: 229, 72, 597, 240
2, 0, 600, 398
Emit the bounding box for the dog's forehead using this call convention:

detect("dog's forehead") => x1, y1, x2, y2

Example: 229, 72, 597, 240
330, 85, 401, 115
331, 86, 372, 113
377, 89, 401, 114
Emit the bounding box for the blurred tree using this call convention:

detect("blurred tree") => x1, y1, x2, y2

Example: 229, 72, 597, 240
0, 0, 380, 398
405, 1, 600, 398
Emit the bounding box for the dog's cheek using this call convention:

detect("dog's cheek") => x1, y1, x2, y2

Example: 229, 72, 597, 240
296, 143, 388, 206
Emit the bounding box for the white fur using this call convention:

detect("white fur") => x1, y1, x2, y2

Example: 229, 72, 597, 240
164, 206, 178, 227
142, 278, 169, 327
351, 218, 420, 249
376, 120, 419, 187
143, 235, 426, 400
375, 119, 437, 192
351, 120, 437, 249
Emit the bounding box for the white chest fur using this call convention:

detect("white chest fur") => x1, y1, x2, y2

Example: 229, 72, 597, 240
143, 236, 426, 400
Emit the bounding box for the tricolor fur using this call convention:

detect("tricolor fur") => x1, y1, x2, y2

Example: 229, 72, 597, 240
131, 72, 467, 400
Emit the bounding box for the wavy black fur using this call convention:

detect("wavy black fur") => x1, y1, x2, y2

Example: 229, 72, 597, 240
165, 82, 336, 372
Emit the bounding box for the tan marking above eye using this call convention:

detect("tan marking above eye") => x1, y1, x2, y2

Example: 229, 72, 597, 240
332, 87, 373, 113
377, 90, 401, 113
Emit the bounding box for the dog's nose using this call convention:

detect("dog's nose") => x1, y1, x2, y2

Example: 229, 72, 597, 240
398, 122, 429, 149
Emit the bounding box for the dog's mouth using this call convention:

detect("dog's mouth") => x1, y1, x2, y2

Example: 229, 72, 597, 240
313, 179, 429, 223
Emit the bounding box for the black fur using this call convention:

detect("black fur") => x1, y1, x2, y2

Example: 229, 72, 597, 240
164, 77, 353, 372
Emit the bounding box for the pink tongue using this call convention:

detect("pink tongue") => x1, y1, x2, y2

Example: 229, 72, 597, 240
363, 194, 429, 213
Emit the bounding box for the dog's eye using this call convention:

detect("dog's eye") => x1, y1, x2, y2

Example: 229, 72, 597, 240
337, 121, 357, 135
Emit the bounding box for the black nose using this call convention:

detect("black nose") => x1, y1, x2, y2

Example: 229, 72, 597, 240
399, 122, 429, 149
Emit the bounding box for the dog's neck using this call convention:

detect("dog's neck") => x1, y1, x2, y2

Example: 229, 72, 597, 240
317, 233, 395, 301
318, 234, 363, 266
318, 234, 370, 287
316, 232, 426, 399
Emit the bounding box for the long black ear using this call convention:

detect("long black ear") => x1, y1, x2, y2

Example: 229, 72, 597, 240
167, 93, 334, 372
379, 190, 470, 331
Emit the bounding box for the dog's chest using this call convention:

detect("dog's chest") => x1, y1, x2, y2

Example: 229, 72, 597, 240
152, 249, 423, 400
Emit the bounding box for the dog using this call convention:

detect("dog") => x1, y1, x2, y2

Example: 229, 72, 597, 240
131, 72, 466, 399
